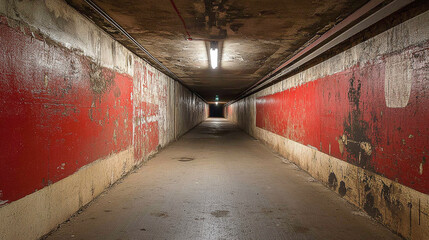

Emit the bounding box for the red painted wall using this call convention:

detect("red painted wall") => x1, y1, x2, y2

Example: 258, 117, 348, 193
0, 16, 159, 204
133, 61, 160, 161
256, 42, 429, 194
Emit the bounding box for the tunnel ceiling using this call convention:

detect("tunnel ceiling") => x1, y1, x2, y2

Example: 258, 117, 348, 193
66, 0, 368, 102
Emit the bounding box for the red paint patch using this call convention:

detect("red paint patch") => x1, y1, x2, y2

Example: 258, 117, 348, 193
0, 18, 133, 203
256, 43, 429, 194
133, 61, 160, 162
133, 102, 159, 161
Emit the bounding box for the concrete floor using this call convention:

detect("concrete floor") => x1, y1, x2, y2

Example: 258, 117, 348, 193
45, 118, 400, 240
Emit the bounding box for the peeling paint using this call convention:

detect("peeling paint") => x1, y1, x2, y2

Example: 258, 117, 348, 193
227, 9, 429, 240
56, 163, 66, 170
255, 55, 429, 193
0, 190, 7, 206
0, 6, 207, 208
384, 53, 412, 108
0, 1, 207, 239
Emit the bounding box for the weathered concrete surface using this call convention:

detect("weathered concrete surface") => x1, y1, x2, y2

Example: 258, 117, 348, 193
65, 0, 368, 101
0, 0, 207, 239
44, 118, 400, 240
0, 148, 134, 240
226, 9, 429, 240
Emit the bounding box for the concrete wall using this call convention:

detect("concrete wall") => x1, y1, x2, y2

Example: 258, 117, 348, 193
0, 0, 207, 239
226, 9, 429, 240
174, 81, 209, 138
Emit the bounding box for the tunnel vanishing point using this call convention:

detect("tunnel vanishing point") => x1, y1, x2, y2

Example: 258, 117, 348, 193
0, 0, 428, 239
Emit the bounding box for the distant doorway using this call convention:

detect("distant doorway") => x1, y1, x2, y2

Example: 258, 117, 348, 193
209, 103, 224, 117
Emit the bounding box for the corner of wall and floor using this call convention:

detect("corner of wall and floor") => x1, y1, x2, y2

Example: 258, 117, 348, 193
225, 5, 429, 240
0, 0, 208, 239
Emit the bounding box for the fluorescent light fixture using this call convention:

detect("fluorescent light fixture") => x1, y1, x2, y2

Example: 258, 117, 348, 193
210, 41, 218, 69
210, 48, 218, 69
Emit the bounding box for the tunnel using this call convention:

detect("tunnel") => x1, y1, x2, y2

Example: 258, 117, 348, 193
0, 0, 428, 239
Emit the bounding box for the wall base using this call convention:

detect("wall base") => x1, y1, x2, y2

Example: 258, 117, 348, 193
0, 148, 134, 240
254, 127, 429, 240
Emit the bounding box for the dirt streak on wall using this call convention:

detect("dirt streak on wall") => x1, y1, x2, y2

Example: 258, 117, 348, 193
226, 9, 429, 240
0, 0, 207, 239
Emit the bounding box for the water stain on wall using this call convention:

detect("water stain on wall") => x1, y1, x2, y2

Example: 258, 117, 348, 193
338, 181, 347, 197
343, 74, 373, 170
89, 63, 114, 95
328, 172, 338, 190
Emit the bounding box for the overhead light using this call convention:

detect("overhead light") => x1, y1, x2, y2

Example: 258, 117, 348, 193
210, 41, 218, 69
215, 95, 219, 101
